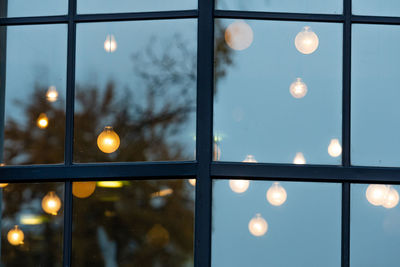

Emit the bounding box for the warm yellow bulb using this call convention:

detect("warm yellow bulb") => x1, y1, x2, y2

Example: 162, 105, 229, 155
37, 113, 49, 129
295, 26, 319, 54
225, 20, 254, 51
46, 86, 58, 102
366, 184, 389, 206
72, 182, 96, 199
290, 78, 308, 99
266, 182, 287, 206
41, 191, 61, 216
97, 181, 123, 188
243, 154, 257, 163
104, 34, 117, 53
328, 138, 342, 157
383, 187, 399, 209
293, 152, 306, 164
0, 183, 8, 188
97, 126, 120, 153
188, 179, 196, 186
248, 214, 268, 237
229, 180, 250, 194
7, 225, 24, 246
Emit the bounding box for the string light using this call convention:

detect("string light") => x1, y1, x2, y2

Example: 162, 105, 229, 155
328, 138, 342, 157
225, 20, 254, 51
289, 78, 308, 99
72, 182, 96, 198
46, 86, 58, 102
188, 179, 196, 186
295, 26, 319, 54
293, 152, 306, 164
37, 113, 49, 129
104, 34, 117, 53
41, 191, 62, 215
266, 182, 287, 206
248, 214, 268, 237
7, 225, 24, 246
97, 126, 120, 154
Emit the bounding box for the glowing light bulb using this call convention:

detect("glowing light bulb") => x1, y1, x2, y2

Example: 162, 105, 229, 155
382, 186, 399, 209
213, 142, 222, 161
72, 182, 96, 198
293, 152, 306, 164
295, 26, 319, 55
328, 138, 342, 157
225, 20, 254, 51
97, 181, 123, 188
104, 34, 117, 53
37, 113, 49, 129
248, 213, 268, 237
229, 180, 250, 194
0, 183, 8, 188
266, 182, 287, 206
188, 179, 196, 186
46, 86, 58, 102
243, 154, 257, 163
97, 126, 120, 154
289, 78, 308, 99
366, 184, 389, 206
41, 191, 61, 215
7, 225, 24, 246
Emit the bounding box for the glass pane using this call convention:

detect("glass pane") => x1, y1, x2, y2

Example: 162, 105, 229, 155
74, 20, 197, 163
1, 182, 64, 266
216, 0, 342, 15
353, 0, 400, 17
212, 180, 341, 266
352, 25, 400, 167
0, 0, 68, 18
1, 25, 67, 165
214, 20, 342, 164
71, 179, 195, 266
351, 184, 400, 266
77, 0, 196, 15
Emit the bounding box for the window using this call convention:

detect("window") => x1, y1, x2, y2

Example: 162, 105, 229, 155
0, 0, 400, 266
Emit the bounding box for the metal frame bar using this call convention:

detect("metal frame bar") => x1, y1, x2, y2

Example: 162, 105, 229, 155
1, 1, 400, 266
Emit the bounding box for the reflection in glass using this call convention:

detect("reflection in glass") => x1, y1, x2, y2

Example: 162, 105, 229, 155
1, 25, 67, 165
266, 182, 287, 206
216, 0, 342, 15
295, 26, 319, 55
103, 34, 117, 53
1, 183, 64, 266
328, 138, 342, 158
77, 0, 196, 15
74, 20, 197, 163
352, 25, 400, 167
0, 0, 67, 18
351, 184, 400, 266
212, 180, 341, 266
293, 152, 306, 164
224, 20, 254, 51
214, 20, 342, 164
229, 180, 250, 194
366, 184, 399, 209
72, 179, 195, 266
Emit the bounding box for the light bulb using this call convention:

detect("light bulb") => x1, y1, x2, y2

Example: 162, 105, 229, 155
248, 214, 268, 237
7, 225, 24, 246
97, 181, 123, 188
225, 20, 254, 51
42, 191, 61, 215
46, 86, 58, 102
266, 182, 287, 206
229, 180, 250, 194
97, 126, 120, 154
366, 184, 389, 206
382, 186, 399, 209
37, 113, 49, 129
293, 152, 306, 164
289, 78, 308, 99
188, 179, 196, 186
72, 182, 96, 199
295, 26, 319, 55
104, 34, 117, 53
213, 142, 221, 161
0, 183, 8, 188
243, 154, 257, 163
328, 138, 342, 157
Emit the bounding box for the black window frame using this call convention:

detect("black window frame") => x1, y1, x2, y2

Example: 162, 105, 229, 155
1, 0, 400, 266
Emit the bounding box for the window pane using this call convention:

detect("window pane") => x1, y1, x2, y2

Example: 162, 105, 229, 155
1, 25, 67, 165
351, 184, 400, 266
71, 179, 195, 266
214, 20, 342, 164
77, 0, 196, 15
216, 0, 342, 15
1, 182, 64, 266
352, 25, 400, 167
74, 20, 197, 163
0, 0, 68, 18
353, 0, 400, 17
212, 180, 341, 266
